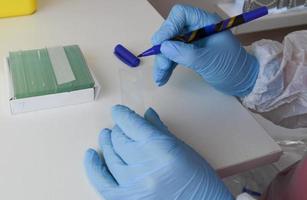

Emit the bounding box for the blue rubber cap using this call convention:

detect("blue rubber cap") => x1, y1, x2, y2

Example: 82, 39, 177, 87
114, 44, 140, 67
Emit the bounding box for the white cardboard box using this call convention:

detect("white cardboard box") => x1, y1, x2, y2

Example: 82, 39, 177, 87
4, 58, 101, 114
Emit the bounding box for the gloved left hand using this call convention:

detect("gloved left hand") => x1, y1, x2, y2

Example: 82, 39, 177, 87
84, 105, 234, 200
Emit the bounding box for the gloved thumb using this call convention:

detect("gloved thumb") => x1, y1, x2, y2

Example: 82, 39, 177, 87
160, 41, 201, 68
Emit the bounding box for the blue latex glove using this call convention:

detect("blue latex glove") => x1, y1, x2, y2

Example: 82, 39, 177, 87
152, 4, 259, 97
84, 105, 234, 200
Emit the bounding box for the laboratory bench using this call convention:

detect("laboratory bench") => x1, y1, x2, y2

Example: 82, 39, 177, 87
0, 1, 281, 199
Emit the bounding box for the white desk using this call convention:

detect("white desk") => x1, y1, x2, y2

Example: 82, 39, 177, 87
0, 1, 281, 199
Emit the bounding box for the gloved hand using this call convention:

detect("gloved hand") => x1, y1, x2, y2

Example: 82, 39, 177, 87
84, 105, 234, 200
152, 4, 259, 97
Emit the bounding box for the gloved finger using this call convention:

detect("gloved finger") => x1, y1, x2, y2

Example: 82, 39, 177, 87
99, 128, 126, 181
144, 107, 169, 132
111, 126, 145, 164
111, 126, 133, 151
112, 105, 158, 141
84, 148, 117, 189
152, 4, 219, 45
160, 40, 207, 69
153, 55, 177, 86
111, 123, 175, 165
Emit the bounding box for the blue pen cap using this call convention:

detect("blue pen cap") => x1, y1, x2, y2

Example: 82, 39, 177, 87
242, 6, 268, 22
114, 44, 140, 67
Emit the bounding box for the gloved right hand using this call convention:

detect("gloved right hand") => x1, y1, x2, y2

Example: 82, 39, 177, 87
84, 105, 234, 200
152, 4, 259, 97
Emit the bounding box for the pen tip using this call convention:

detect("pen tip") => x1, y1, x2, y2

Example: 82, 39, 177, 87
137, 54, 143, 58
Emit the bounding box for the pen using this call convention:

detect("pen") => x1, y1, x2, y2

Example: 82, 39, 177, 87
138, 6, 268, 57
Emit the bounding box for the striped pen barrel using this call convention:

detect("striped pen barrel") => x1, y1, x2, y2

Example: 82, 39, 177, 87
174, 6, 268, 43
138, 6, 268, 57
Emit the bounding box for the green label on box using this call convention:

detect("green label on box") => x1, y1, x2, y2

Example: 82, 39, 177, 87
9, 45, 95, 99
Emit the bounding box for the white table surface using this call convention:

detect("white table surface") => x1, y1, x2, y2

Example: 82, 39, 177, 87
0, 0, 281, 199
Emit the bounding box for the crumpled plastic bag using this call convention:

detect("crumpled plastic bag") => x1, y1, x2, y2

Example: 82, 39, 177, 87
242, 31, 307, 129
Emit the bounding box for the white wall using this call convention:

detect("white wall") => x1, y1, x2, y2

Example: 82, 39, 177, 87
148, 0, 225, 18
